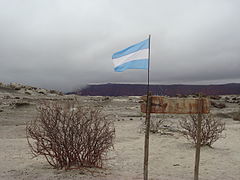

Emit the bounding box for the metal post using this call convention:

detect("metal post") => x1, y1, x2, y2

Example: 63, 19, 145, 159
144, 92, 152, 180
143, 35, 151, 180
194, 95, 203, 180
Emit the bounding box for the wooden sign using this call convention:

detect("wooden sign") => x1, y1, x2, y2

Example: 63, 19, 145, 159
141, 96, 210, 114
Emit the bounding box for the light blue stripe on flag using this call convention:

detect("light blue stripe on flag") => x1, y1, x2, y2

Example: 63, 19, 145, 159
112, 38, 149, 72
112, 39, 149, 59
114, 59, 148, 72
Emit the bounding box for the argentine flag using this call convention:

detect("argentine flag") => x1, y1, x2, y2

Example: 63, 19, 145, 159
112, 38, 149, 72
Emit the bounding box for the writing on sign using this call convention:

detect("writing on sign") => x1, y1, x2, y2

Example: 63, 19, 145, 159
141, 96, 210, 114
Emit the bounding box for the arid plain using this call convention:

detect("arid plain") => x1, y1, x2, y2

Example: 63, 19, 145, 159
0, 83, 240, 180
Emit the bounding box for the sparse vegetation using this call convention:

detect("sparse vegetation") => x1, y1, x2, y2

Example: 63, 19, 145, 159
149, 116, 165, 133
179, 114, 225, 147
140, 115, 167, 134
26, 101, 115, 169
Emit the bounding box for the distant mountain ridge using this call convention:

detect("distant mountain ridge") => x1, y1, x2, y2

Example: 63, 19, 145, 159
69, 83, 240, 96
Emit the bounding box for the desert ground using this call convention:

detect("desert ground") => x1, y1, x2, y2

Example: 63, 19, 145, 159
0, 84, 240, 180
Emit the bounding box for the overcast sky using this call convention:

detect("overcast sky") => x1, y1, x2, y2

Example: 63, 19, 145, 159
0, 0, 240, 92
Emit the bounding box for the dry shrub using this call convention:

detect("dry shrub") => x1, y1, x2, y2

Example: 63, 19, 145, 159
149, 116, 165, 133
140, 115, 166, 134
26, 101, 115, 169
179, 114, 225, 147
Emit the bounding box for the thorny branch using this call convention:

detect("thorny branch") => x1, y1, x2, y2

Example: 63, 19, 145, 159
26, 101, 115, 169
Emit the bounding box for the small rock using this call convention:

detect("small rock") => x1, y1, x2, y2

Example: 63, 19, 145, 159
25, 85, 34, 90
49, 89, 63, 95
225, 97, 230, 100
25, 90, 32, 95
37, 88, 47, 95
210, 95, 221, 100
173, 164, 180, 166
9, 83, 22, 90
3, 95, 11, 99
233, 111, 240, 121
12, 102, 30, 108
210, 101, 226, 109
102, 97, 110, 101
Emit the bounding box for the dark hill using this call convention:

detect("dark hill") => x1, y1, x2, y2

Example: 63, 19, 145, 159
69, 83, 240, 96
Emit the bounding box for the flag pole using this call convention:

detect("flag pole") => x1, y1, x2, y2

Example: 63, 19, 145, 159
147, 35, 151, 93
144, 34, 151, 180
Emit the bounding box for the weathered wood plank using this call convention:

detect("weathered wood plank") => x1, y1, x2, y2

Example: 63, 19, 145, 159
141, 96, 210, 114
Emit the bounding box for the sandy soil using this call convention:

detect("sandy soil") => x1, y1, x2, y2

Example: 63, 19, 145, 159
0, 91, 240, 180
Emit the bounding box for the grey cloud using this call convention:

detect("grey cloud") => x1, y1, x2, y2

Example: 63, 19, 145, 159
0, 0, 240, 92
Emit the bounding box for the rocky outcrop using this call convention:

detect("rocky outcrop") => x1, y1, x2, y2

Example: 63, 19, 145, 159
0, 82, 63, 96
225, 96, 240, 104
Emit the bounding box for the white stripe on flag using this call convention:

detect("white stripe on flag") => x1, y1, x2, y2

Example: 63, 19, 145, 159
113, 48, 148, 68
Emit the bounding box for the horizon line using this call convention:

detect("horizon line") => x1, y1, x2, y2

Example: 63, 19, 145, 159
87, 82, 240, 86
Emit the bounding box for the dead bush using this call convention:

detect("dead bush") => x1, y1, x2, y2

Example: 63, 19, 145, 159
140, 115, 166, 134
26, 101, 115, 169
179, 114, 225, 147
149, 116, 165, 133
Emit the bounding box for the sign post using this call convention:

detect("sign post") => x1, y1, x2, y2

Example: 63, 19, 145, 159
141, 95, 210, 180
141, 96, 209, 114
194, 95, 203, 180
